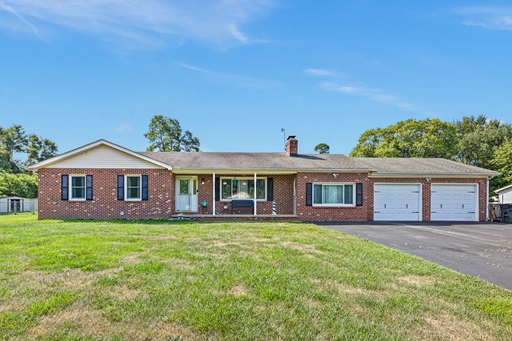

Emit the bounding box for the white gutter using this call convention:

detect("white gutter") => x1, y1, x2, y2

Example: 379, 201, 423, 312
212, 173, 216, 216
254, 172, 257, 216
487, 176, 493, 221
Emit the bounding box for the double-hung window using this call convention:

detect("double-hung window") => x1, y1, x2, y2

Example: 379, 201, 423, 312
313, 183, 354, 206
126, 175, 141, 200
221, 178, 266, 200
70, 175, 86, 200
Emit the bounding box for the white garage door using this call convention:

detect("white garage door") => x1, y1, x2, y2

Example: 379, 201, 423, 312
431, 184, 478, 221
374, 184, 421, 221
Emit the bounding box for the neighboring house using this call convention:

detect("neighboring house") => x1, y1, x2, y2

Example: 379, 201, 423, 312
28, 137, 499, 222
495, 184, 512, 204
0, 196, 38, 213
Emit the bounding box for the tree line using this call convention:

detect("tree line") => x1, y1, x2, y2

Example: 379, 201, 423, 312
349, 115, 512, 193
0, 124, 58, 198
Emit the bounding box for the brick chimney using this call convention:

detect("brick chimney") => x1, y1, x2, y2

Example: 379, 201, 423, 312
286, 136, 298, 156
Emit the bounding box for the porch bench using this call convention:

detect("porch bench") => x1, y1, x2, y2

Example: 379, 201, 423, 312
231, 199, 254, 214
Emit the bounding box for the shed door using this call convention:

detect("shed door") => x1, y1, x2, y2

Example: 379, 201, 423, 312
431, 184, 478, 221
374, 184, 421, 221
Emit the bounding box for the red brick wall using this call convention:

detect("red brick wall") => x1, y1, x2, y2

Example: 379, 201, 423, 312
38, 168, 488, 222
296, 173, 488, 222
296, 173, 369, 221
38, 168, 174, 220
181, 174, 295, 215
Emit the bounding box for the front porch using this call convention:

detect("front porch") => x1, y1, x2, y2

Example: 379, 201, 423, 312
174, 173, 297, 217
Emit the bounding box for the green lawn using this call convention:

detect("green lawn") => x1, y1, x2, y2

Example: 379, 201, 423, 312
1, 214, 511, 341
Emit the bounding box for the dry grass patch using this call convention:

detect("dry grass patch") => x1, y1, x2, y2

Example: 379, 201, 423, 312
229, 284, 247, 297
423, 314, 497, 341
27, 307, 204, 341
398, 274, 436, 287
280, 241, 325, 254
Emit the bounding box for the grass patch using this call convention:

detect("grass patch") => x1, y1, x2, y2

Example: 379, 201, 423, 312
0, 213, 511, 340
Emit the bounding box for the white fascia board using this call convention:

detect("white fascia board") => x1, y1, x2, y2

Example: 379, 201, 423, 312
368, 172, 494, 178
172, 169, 297, 175
495, 184, 512, 194
171, 168, 375, 174
27, 139, 172, 171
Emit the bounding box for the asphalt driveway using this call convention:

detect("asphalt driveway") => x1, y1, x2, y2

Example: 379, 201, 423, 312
319, 222, 512, 291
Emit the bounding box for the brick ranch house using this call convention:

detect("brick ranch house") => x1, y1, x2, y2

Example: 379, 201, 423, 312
28, 137, 498, 222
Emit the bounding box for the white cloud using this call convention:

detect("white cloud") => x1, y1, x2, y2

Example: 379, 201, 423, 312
454, 6, 512, 31
115, 124, 134, 133
303, 69, 336, 77
0, 1, 39, 36
319, 82, 425, 113
179, 62, 282, 89
0, 0, 276, 49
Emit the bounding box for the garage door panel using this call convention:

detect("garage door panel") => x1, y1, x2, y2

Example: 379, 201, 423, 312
374, 184, 421, 221
431, 184, 477, 221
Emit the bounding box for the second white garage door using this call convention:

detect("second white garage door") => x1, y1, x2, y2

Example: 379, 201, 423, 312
374, 184, 421, 221
431, 184, 478, 221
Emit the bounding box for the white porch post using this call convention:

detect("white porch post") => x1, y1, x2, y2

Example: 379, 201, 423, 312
213, 173, 216, 216
254, 172, 257, 215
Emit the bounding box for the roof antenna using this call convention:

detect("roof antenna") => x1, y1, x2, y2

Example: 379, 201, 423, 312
281, 128, 286, 151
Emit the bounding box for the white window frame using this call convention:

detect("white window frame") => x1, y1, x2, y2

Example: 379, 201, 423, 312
312, 182, 356, 207
220, 177, 267, 201
69, 175, 86, 201
125, 175, 142, 201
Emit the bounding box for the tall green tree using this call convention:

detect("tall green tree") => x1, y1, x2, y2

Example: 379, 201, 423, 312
0, 124, 58, 175
0, 144, 11, 172
492, 140, 512, 190
0, 125, 27, 173
455, 115, 512, 170
25, 134, 59, 167
144, 115, 200, 152
349, 118, 459, 159
314, 143, 330, 154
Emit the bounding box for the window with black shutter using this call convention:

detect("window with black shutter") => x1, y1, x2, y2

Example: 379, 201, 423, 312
61, 175, 69, 200
356, 183, 363, 206
142, 175, 148, 201
215, 177, 220, 201
267, 178, 274, 201
86, 175, 93, 200
117, 175, 124, 201
306, 183, 312, 206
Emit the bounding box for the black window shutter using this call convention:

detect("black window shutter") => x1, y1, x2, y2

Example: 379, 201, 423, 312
306, 183, 312, 206
117, 175, 124, 201
356, 183, 363, 206
86, 175, 93, 200
215, 177, 220, 201
267, 178, 274, 201
61, 175, 69, 200
141, 175, 148, 201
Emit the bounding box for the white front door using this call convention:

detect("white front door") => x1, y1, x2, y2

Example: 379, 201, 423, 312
374, 184, 421, 221
431, 184, 478, 221
176, 177, 198, 212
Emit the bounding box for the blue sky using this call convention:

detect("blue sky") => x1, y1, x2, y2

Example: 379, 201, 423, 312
1, 1, 511, 156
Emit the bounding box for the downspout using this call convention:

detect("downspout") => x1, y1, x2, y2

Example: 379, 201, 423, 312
487, 176, 493, 221
254, 172, 257, 216
213, 173, 216, 216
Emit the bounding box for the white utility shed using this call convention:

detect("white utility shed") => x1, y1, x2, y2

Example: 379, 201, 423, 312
495, 184, 512, 204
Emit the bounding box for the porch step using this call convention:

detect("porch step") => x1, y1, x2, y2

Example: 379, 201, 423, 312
169, 213, 196, 221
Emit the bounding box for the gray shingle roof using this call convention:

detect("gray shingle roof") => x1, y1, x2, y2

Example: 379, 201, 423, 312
139, 152, 499, 176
